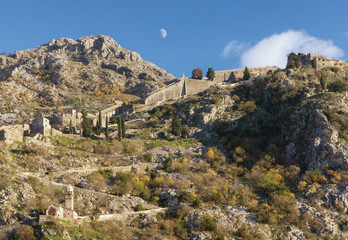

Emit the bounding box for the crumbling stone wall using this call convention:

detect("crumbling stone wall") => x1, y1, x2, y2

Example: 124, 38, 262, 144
287, 53, 348, 69
0, 124, 30, 144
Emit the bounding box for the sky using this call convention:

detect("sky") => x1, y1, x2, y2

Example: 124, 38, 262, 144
0, 0, 347, 78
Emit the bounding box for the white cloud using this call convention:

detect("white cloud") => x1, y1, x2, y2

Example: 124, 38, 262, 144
221, 40, 248, 58
239, 30, 344, 68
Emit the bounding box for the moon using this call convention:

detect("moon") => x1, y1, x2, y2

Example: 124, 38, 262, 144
160, 29, 167, 39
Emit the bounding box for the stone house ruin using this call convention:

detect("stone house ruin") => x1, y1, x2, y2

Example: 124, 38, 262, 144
44, 185, 78, 220
0, 124, 30, 144
31, 117, 51, 135
31, 117, 62, 137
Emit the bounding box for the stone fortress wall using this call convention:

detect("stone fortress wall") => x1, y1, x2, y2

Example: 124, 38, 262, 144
214, 66, 279, 82
287, 53, 348, 69
144, 77, 218, 106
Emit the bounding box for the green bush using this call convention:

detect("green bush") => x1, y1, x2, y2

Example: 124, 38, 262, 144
144, 153, 152, 162
134, 204, 145, 212
198, 215, 216, 231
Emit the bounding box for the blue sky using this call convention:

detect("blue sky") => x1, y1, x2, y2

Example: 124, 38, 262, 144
0, 0, 347, 77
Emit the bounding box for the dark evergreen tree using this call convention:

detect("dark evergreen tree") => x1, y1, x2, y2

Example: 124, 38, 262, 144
192, 68, 203, 80
121, 115, 126, 139
68, 119, 73, 134
206, 67, 215, 81
171, 116, 182, 136
243, 67, 251, 80
118, 117, 122, 141
105, 116, 109, 140
97, 110, 102, 135
81, 116, 92, 137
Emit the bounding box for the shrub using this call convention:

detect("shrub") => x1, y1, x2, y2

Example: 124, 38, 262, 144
235, 224, 265, 240
205, 147, 225, 169
110, 140, 124, 154
123, 140, 144, 154
134, 204, 145, 212
181, 125, 190, 138
79, 141, 94, 152
87, 172, 107, 191
192, 68, 203, 80
198, 215, 216, 231
144, 153, 152, 162
94, 141, 109, 154
11, 225, 34, 240
328, 79, 348, 93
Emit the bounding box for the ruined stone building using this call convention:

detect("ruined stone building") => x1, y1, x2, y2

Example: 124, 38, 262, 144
44, 185, 78, 220
0, 124, 30, 144
31, 117, 62, 137
286, 53, 348, 69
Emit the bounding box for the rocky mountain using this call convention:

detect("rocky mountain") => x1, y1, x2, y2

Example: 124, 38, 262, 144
0, 48, 347, 239
0, 35, 174, 116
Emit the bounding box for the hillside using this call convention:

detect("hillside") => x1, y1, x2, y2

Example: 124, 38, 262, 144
0, 47, 347, 239
0, 35, 174, 122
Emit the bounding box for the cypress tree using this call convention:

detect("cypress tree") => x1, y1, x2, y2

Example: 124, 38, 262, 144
171, 116, 182, 136
105, 116, 109, 140
206, 67, 215, 81
69, 119, 73, 134
243, 67, 251, 80
118, 117, 122, 141
81, 117, 92, 137
97, 110, 102, 135
121, 115, 126, 139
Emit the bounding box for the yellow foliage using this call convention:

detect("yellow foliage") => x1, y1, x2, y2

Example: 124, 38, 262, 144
206, 168, 217, 176
205, 149, 215, 161
141, 175, 150, 183
297, 181, 307, 191
248, 199, 259, 210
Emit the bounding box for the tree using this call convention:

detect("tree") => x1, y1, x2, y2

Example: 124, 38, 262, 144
81, 114, 92, 137
68, 119, 73, 134
243, 67, 251, 80
320, 75, 328, 91
171, 116, 182, 136
96, 110, 102, 135
192, 68, 203, 80
121, 115, 126, 139
206, 67, 215, 81
118, 117, 122, 141
105, 116, 109, 140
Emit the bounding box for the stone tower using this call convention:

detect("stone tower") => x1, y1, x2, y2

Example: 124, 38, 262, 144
65, 185, 74, 210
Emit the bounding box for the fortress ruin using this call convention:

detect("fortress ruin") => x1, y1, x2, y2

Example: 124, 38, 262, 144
287, 53, 348, 69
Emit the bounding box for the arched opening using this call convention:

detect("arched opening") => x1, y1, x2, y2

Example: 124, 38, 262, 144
48, 207, 58, 216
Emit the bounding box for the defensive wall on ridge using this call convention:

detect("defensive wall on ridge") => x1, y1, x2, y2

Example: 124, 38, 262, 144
214, 66, 278, 82
144, 78, 217, 105
144, 52, 348, 106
